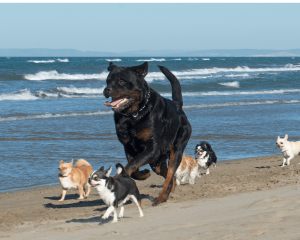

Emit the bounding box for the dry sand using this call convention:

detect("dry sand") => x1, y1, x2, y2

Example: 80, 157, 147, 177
1, 154, 300, 239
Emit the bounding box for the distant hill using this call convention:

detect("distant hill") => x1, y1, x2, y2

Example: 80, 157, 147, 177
1, 48, 300, 57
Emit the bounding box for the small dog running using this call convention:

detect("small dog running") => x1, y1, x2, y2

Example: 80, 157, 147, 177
58, 159, 93, 201
276, 134, 300, 167
89, 163, 144, 223
175, 154, 200, 185
195, 141, 217, 175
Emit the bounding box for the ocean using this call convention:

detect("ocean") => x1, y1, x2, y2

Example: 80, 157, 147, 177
1, 57, 300, 192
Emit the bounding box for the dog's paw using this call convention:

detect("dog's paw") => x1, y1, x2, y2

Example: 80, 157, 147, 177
152, 197, 166, 206
102, 215, 109, 220
111, 219, 118, 223
118, 214, 123, 219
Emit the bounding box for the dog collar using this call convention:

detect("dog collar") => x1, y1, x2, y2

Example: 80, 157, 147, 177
120, 91, 150, 118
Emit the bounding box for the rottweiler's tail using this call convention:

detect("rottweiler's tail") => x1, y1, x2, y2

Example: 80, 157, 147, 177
158, 66, 183, 107
116, 163, 130, 178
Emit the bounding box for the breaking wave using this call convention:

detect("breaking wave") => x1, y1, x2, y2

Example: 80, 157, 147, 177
24, 70, 108, 81
218, 81, 240, 88
56, 58, 69, 62
27, 60, 55, 63
105, 59, 122, 62
161, 89, 300, 97
136, 58, 165, 62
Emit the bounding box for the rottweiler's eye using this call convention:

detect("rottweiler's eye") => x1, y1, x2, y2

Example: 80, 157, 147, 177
119, 80, 125, 85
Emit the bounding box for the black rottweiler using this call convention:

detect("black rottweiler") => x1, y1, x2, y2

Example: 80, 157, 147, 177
103, 62, 191, 206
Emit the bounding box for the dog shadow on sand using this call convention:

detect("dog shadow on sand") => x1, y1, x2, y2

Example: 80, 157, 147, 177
66, 216, 114, 225
44, 194, 81, 201
57, 193, 154, 225
44, 197, 106, 211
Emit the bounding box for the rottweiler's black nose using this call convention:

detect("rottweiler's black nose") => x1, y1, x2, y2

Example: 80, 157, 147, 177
103, 87, 112, 98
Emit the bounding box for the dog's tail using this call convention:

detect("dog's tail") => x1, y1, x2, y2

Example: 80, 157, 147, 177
75, 159, 92, 168
116, 163, 130, 178
158, 66, 183, 107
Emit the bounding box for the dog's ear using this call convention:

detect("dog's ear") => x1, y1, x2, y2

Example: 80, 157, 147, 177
70, 159, 73, 165
60, 160, 64, 164
99, 166, 105, 172
107, 62, 117, 72
277, 136, 280, 140
205, 142, 212, 151
105, 166, 112, 177
128, 62, 148, 77
284, 134, 288, 140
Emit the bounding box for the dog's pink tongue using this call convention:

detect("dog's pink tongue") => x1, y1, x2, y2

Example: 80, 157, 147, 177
104, 99, 123, 107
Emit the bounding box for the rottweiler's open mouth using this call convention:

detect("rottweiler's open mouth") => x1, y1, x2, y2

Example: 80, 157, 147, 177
104, 98, 129, 108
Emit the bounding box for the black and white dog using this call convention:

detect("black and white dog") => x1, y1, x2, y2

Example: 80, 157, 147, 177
89, 163, 144, 223
195, 141, 217, 175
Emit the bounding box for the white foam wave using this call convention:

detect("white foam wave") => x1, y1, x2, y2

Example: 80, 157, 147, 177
219, 81, 240, 88
225, 73, 250, 78
171, 65, 300, 76
202, 58, 210, 60
183, 100, 300, 109
188, 58, 198, 61
56, 58, 69, 62
24, 70, 108, 81
0, 111, 113, 122
27, 60, 55, 63
161, 89, 300, 97
136, 58, 165, 62
171, 58, 181, 61
105, 59, 122, 62
145, 65, 300, 81
56, 86, 105, 94
0, 89, 38, 101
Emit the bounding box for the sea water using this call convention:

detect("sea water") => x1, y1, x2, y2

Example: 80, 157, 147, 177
1, 57, 300, 192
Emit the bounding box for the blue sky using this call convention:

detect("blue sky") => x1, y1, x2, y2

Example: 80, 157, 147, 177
0, 3, 299, 52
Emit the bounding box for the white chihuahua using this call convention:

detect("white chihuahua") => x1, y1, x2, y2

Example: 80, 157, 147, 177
276, 134, 300, 167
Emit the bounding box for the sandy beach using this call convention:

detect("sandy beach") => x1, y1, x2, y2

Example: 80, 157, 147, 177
1, 154, 300, 239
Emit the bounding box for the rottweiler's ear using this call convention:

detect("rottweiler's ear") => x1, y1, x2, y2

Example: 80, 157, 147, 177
129, 62, 148, 77
107, 62, 117, 72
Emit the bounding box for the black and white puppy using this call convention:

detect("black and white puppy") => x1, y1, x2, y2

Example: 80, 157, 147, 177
195, 141, 217, 175
89, 163, 144, 223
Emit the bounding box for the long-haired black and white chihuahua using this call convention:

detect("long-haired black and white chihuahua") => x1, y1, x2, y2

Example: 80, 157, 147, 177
89, 163, 144, 223
195, 141, 217, 174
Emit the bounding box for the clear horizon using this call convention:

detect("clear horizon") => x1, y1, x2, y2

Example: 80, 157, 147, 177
1, 3, 300, 52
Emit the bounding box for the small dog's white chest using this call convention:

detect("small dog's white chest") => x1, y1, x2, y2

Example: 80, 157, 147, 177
282, 151, 290, 158
197, 156, 208, 168
60, 177, 78, 190
95, 186, 115, 206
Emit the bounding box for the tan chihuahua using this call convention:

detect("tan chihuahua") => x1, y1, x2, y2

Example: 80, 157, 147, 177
58, 159, 93, 201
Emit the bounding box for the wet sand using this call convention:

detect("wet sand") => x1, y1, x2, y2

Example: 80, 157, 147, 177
1, 154, 300, 239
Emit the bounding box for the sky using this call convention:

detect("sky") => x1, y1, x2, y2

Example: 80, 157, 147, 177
0, 3, 300, 52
